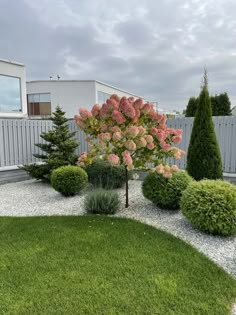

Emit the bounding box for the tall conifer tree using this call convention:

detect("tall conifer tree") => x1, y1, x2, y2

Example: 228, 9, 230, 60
186, 71, 223, 180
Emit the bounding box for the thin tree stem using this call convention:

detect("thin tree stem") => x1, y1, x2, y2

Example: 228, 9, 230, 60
125, 166, 129, 208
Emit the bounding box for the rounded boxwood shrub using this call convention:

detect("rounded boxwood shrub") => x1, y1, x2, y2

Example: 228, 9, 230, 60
51, 166, 88, 196
85, 159, 126, 189
84, 189, 120, 214
181, 180, 236, 236
142, 170, 192, 210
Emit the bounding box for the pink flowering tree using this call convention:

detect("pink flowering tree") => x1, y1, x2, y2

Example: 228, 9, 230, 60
75, 95, 185, 208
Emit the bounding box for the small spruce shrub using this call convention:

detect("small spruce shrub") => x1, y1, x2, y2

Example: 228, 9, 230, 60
84, 189, 120, 214
181, 180, 236, 236
142, 171, 192, 210
85, 159, 126, 189
51, 166, 88, 196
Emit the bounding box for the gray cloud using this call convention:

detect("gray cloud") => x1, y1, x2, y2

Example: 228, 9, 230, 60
0, 0, 236, 111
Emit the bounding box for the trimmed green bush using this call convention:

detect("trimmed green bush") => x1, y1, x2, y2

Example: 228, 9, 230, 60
181, 180, 236, 236
51, 166, 88, 196
84, 189, 120, 214
142, 171, 192, 210
85, 159, 126, 189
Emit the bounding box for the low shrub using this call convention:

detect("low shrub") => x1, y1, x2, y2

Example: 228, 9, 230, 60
85, 159, 127, 189
181, 180, 236, 236
84, 189, 120, 214
142, 170, 192, 210
51, 166, 88, 196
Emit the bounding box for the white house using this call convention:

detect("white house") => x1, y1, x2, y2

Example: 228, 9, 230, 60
26, 80, 147, 118
0, 59, 27, 118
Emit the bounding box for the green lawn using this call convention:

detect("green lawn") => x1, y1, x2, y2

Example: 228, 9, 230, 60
0, 216, 235, 315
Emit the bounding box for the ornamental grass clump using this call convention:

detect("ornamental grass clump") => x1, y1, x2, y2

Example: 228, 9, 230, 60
84, 189, 120, 214
142, 170, 192, 210
181, 180, 236, 236
74, 95, 185, 207
51, 166, 88, 197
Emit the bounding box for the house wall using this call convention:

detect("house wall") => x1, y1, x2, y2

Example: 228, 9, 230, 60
27, 81, 96, 118
0, 59, 27, 118
95, 81, 145, 103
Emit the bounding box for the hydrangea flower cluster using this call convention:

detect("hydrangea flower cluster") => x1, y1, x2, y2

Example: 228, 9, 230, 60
75, 95, 185, 179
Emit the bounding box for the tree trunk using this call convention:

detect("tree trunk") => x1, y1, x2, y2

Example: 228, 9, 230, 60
125, 166, 129, 208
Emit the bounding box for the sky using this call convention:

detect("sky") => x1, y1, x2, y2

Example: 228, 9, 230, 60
0, 0, 236, 112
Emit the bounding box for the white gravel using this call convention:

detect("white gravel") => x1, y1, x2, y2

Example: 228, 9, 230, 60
0, 179, 235, 313
0, 179, 86, 216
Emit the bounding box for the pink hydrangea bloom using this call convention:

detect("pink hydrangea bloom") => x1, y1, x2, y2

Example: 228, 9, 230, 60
133, 98, 144, 109
128, 96, 135, 103
113, 132, 122, 141
145, 135, 153, 143
155, 130, 166, 141
147, 143, 155, 150
110, 94, 120, 103
123, 103, 136, 119
122, 150, 133, 166
171, 165, 179, 172
174, 129, 182, 136
136, 137, 147, 148
112, 110, 126, 124
161, 143, 171, 151
79, 108, 92, 120
172, 135, 182, 144
91, 104, 100, 117
106, 98, 119, 110
156, 164, 164, 174
111, 126, 121, 133
127, 126, 139, 138
100, 103, 110, 119
138, 126, 146, 136
108, 154, 120, 166
75, 116, 86, 129
125, 140, 136, 151
135, 109, 141, 118
142, 103, 154, 115
163, 172, 172, 178
98, 133, 111, 142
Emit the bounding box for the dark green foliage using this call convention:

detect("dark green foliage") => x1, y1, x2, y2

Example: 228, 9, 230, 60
84, 189, 120, 214
51, 166, 88, 196
142, 171, 192, 210
212, 93, 232, 116
181, 180, 236, 236
186, 72, 223, 180
85, 159, 127, 189
21, 107, 79, 182
185, 97, 198, 117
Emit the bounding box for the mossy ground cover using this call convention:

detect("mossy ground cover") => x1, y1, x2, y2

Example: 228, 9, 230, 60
0, 216, 235, 315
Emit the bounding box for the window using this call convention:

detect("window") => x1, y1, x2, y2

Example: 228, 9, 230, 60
97, 91, 111, 105
27, 93, 51, 116
0, 75, 22, 113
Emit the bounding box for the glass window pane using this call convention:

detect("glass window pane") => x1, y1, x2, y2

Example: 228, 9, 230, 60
0, 75, 22, 112
39, 93, 50, 102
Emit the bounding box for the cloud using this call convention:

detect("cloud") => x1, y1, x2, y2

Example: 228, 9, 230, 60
1, 0, 236, 111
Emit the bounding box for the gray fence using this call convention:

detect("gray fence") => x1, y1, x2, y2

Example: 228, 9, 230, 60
0, 116, 235, 173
